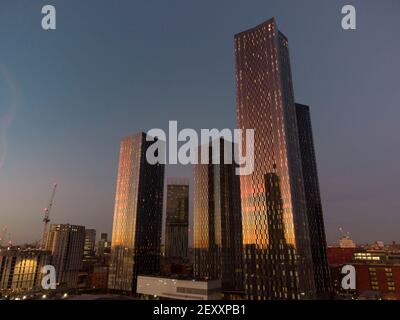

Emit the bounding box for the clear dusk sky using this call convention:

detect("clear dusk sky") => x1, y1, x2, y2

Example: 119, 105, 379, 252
0, 0, 399, 245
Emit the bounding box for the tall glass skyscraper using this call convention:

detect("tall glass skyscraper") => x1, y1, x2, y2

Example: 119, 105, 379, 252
108, 133, 165, 293
295, 103, 332, 298
165, 178, 189, 259
194, 140, 243, 293
235, 18, 316, 299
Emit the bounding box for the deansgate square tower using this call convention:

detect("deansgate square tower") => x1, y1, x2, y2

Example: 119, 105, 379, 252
235, 18, 316, 299
108, 133, 165, 293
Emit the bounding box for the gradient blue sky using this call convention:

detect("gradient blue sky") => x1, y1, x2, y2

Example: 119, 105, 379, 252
0, 0, 399, 245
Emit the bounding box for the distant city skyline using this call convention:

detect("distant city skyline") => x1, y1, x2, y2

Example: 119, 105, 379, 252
1, 0, 400, 245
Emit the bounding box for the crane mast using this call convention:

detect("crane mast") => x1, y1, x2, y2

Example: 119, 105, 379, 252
41, 183, 57, 249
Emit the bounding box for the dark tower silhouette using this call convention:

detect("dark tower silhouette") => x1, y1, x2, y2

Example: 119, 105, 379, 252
296, 103, 332, 298
194, 140, 243, 293
165, 179, 189, 260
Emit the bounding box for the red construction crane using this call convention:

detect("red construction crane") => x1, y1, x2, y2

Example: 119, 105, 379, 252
41, 183, 57, 249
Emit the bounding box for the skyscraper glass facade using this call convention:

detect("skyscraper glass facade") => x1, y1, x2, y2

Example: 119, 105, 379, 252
108, 133, 165, 292
296, 103, 332, 298
194, 141, 243, 292
235, 18, 315, 299
165, 179, 189, 259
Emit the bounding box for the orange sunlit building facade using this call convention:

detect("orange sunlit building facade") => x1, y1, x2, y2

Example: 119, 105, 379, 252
108, 133, 164, 293
235, 18, 322, 299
